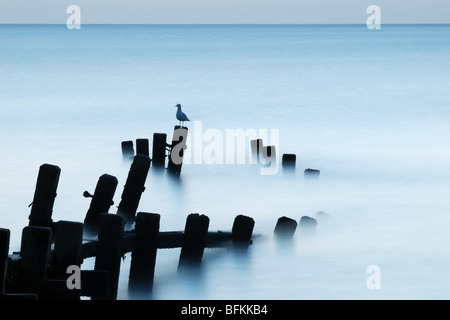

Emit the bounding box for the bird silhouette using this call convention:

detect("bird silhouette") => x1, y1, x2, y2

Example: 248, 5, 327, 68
175, 104, 190, 127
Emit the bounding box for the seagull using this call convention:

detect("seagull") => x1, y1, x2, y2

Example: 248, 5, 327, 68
175, 104, 190, 127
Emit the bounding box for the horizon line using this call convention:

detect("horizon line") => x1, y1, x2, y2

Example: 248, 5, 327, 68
1, 22, 449, 26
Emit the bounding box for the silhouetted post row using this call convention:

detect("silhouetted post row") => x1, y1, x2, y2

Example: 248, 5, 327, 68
2, 161, 265, 300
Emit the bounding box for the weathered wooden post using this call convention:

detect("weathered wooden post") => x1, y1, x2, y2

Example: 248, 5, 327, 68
121, 140, 134, 160
262, 145, 276, 163
299, 216, 318, 234
83, 174, 118, 235
136, 138, 149, 156
93, 214, 124, 300
20, 226, 52, 280
117, 154, 151, 227
232, 215, 255, 244
304, 168, 320, 178
19, 224, 77, 298
250, 139, 263, 164
167, 126, 188, 176
282, 154, 296, 171
274, 216, 297, 239
3, 240, 38, 300
52, 221, 83, 279
28, 164, 61, 228
178, 213, 209, 269
152, 133, 167, 168
0, 228, 10, 295
128, 212, 160, 298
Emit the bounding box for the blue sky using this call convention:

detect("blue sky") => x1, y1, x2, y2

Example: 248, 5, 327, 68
0, 0, 449, 24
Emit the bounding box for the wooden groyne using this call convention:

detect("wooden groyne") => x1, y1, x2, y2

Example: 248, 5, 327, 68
0, 162, 256, 300
1, 212, 255, 300
1, 129, 323, 300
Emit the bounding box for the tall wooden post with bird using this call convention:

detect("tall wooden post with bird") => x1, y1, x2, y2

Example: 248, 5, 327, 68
168, 104, 190, 175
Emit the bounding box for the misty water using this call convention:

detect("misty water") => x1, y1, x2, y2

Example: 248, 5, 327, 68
1, 24, 450, 299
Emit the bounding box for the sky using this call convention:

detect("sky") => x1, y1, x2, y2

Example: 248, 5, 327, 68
0, 0, 449, 24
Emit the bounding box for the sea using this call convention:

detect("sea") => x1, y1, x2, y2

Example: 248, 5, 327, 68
1, 24, 450, 300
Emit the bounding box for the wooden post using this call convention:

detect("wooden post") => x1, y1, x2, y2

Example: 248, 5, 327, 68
128, 212, 160, 298
262, 145, 276, 163
28, 164, 61, 228
178, 213, 209, 268
121, 140, 134, 160
93, 214, 124, 300
20, 226, 52, 279
250, 139, 263, 164
232, 215, 254, 244
83, 174, 118, 235
167, 126, 188, 176
52, 221, 83, 279
282, 154, 296, 171
136, 138, 149, 156
274, 216, 297, 239
18, 225, 77, 299
299, 216, 318, 234
304, 168, 320, 178
117, 154, 151, 227
0, 228, 10, 295
152, 133, 167, 168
